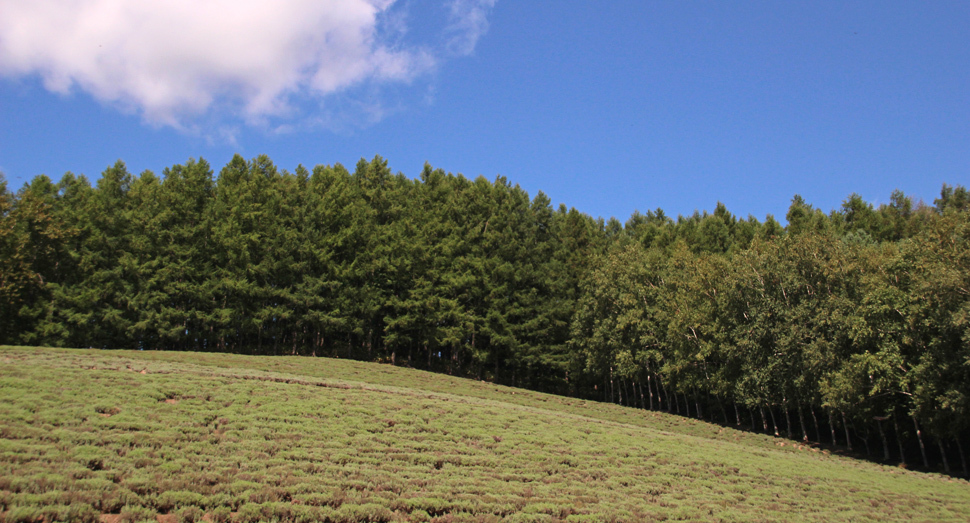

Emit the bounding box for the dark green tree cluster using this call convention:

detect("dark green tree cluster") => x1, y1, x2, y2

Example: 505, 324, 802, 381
2, 156, 968, 472
0, 156, 597, 392
573, 184, 970, 473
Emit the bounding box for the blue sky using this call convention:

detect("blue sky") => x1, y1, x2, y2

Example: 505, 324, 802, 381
1, 1, 968, 223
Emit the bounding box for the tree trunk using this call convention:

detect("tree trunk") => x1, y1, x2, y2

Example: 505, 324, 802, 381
673, 389, 681, 415
913, 416, 929, 469
828, 410, 837, 447
734, 402, 742, 426
609, 366, 615, 404
797, 404, 808, 442
760, 406, 768, 433
655, 374, 665, 411
683, 393, 691, 418
783, 403, 793, 439
366, 328, 373, 360
810, 407, 820, 443
693, 392, 703, 420
956, 437, 968, 478
768, 405, 780, 437
647, 376, 655, 410
893, 416, 907, 467
841, 411, 853, 452
876, 419, 890, 461
938, 439, 951, 474
495, 349, 500, 383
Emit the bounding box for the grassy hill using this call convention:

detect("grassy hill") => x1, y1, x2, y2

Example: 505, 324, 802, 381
2, 347, 969, 522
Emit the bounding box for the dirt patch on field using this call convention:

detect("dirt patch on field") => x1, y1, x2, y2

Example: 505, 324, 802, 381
95, 406, 122, 417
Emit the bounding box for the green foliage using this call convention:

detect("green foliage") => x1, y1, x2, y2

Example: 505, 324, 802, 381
2, 155, 969, 475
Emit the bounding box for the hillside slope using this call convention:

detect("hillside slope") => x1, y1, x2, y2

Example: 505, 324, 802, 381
2, 346, 969, 522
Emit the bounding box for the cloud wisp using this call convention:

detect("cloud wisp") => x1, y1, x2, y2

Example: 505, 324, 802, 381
444, 0, 497, 57
0, 0, 495, 131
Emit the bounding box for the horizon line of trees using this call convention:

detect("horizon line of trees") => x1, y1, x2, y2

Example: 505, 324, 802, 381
2, 154, 969, 474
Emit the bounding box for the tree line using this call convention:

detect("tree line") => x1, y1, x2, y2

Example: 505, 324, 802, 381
2, 155, 969, 473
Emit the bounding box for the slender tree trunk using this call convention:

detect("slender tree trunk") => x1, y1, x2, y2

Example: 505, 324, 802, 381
734, 402, 742, 426
494, 356, 500, 385
657, 376, 674, 414
893, 416, 907, 467
683, 393, 691, 418
956, 437, 968, 478
749, 405, 757, 432
829, 410, 838, 447
640, 374, 653, 410
760, 406, 768, 433
810, 407, 820, 443
609, 366, 615, 404
768, 405, 780, 437
938, 439, 951, 474
876, 419, 890, 461
647, 378, 655, 410
841, 412, 853, 452
797, 404, 808, 442
673, 388, 681, 415
694, 392, 703, 420
783, 403, 793, 439
913, 416, 929, 469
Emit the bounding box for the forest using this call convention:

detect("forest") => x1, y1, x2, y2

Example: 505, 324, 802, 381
2, 154, 969, 473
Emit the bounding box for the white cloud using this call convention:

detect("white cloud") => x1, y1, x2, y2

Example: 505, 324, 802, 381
445, 0, 497, 56
0, 0, 495, 130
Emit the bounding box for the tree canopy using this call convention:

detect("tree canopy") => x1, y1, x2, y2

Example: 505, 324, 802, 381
1, 157, 968, 472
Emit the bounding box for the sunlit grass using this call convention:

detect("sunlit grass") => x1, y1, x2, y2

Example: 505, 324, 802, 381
1, 346, 969, 522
